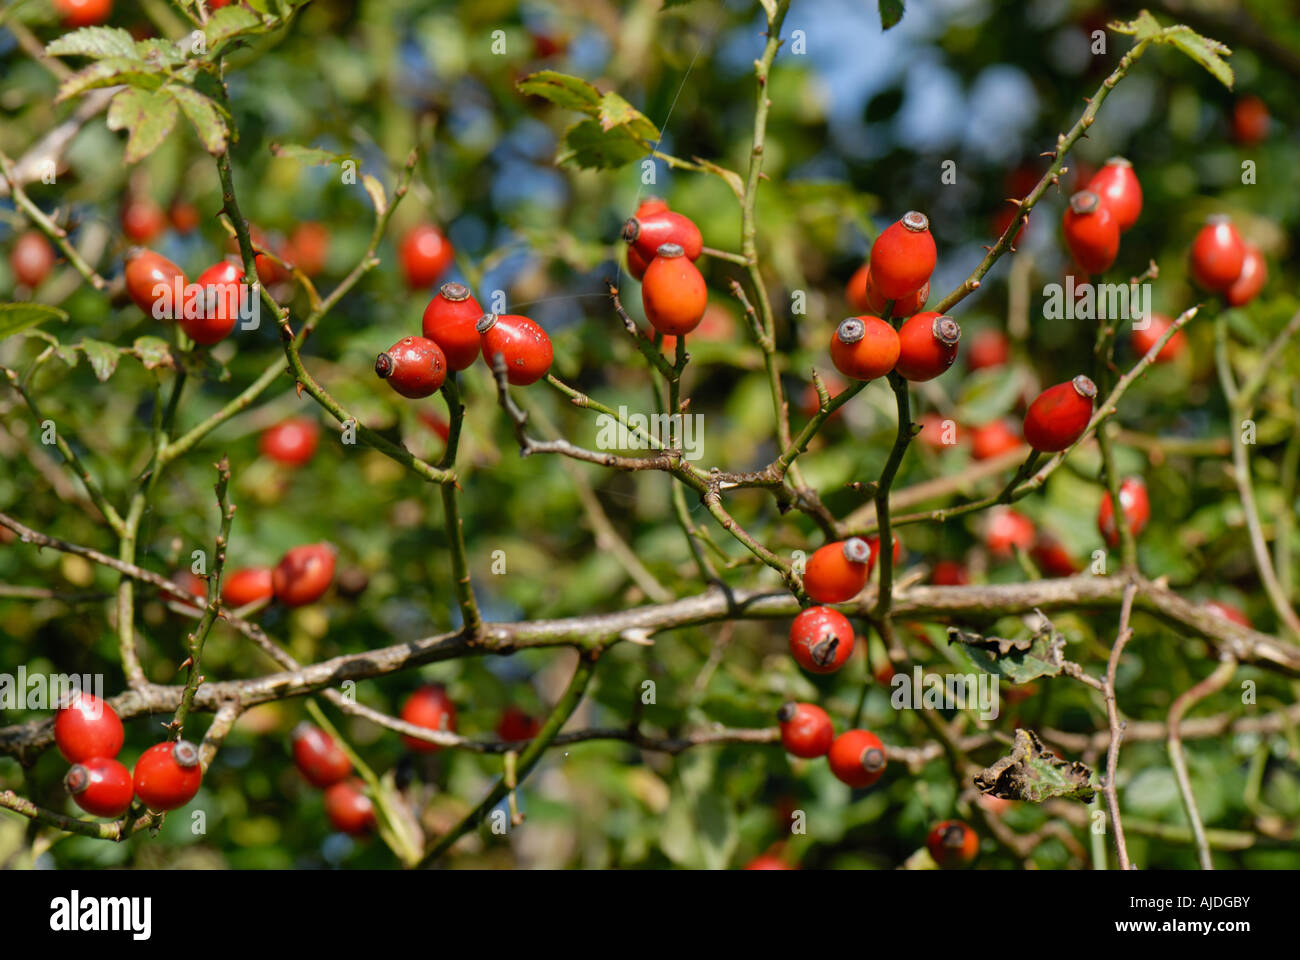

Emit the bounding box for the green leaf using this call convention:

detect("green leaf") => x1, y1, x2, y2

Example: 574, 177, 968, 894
0, 303, 68, 341
107, 87, 179, 163
879, 0, 905, 30
205, 5, 264, 44
79, 339, 121, 382
975, 729, 1096, 803
516, 70, 602, 114
57, 58, 164, 102
949, 622, 1066, 684
270, 143, 355, 167
1109, 11, 1164, 41
167, 85, 229, 155
131, 336, 176, 371
556, 118, 646, 170
693, 792, 738, 871
597, 91, 658, 141
46, 26, 139, 60
1165, 27, 1234, 89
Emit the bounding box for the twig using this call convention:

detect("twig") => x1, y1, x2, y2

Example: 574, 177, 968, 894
1167, 655, 1239, 870
1100, 580, 1138, 869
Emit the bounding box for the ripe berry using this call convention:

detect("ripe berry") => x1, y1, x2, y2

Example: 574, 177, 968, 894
375, 336, 447, 398
133, 740, 202, 812
421, 281, 483, 370
9, 231, 55, 288
291, 723, 352, 788
1022, 375, 1096, 452
1062, 191, 1119, 275
1204, 601, 1251, 628
55, 691, 124, 763
626, 245, 651, 282
400, 224, 454, 289
625, 198, 672, 282
477, 313, 553, 386
1225, 244, 1266, 307
496, 706, 541, 742
931, 560, 970, 586
869, 211, 936, 300
623, 209, 702, 263
220, 567, 274, 608
124, 248, 185, 320
65, 758, 133, 818
400, 684, 457, 752
927, 820, 979, 867
970, 419, 1022, 460
286, 221, 329, 277
260, 417, 319, 467
985, 507, 1035, 556
827, 729, 887, 788
863, 265, 929, 317
54, 0, 113, 28
1190, 215, 1245, 292
743, 854, 796, 870
845, 262, 871, 312
323, 779, 376, 835
776, 701, 834, 759
788, 606, 855, 674
830, 316, 900, 381
121, 196, 166, 245
272, 542, 335, 608
183, 260, 245, 345
168, 200, 200, 234
1030, 535, 1079, 577
966, 328, 1009, 370
1086, 157, 1142, 232
1130, 313, 1186, 362
1098, 477, 1150, 548
895, 312, 961, 381
1231, 95, 1270, 146
641, 243, 709, 337
804, 538, 872, 603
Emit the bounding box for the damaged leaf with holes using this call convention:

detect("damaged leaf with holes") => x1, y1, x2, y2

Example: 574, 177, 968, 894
975, 729, 1095, 803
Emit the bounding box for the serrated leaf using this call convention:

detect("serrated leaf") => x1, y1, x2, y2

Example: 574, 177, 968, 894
879, 0, 905, 30
597, 91, 658, 140
57, 58, 164, 102
975, 729, 1095, 803
205, 5, 263, 44
79, 339, 120, 382
0, 303, 68, 340
134, 38, 188, 67
1166, 27, 1234, 89
270, 143, 353, 167
167, 85, 228, 155
361, 174, 387, 217
107, 87, 178, 163
1109, 12, 1164, 40
46, 26, 139, 60
131, 336, 175, 371
557, 118, 646, 170
949, 623, 1066, 684
516, 70, 602, 114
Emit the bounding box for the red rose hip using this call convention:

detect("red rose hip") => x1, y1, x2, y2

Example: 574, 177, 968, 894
869, 211, 936, 300
477, 313, 553, 386
65, 758, 134, 818
788, 606, 855, 674
375, 336, 447, 398
400, 224, 454, 289
830, 316, 900, 381
260, 417, 319, 467
1130, 313, 1186, 363
10, 231, 56, 288
291, 723, 352, 788
55, 691, 124, 763
272, 543, 336, 607
133, 740, 203, 811
323, 779, 376, 835
1022, 375, 1096, 452
623, 209, 702, 263
642, 243, 708, 336
124, 248, 186, 320
183, 260, 245, 345
421, 281, 483, 370
1097, 476, 1150, 548
1225, 244, 1266, 307
1190, 215, 1246, 292
400, 684, 458, 752
1062, 191, 1119, 275
803, 538, 872, 604
828, 729, 887, 788
221, 566, 275, 608
927, 819, 979, 867
894, 312, 960, 381
1086, 157, 1142, 232
777, 701, 834, 759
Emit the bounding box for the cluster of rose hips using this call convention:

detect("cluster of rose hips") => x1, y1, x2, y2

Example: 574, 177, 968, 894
375, 279, 553, 400
169, 542, 336, 612
55, 691, 202, 818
